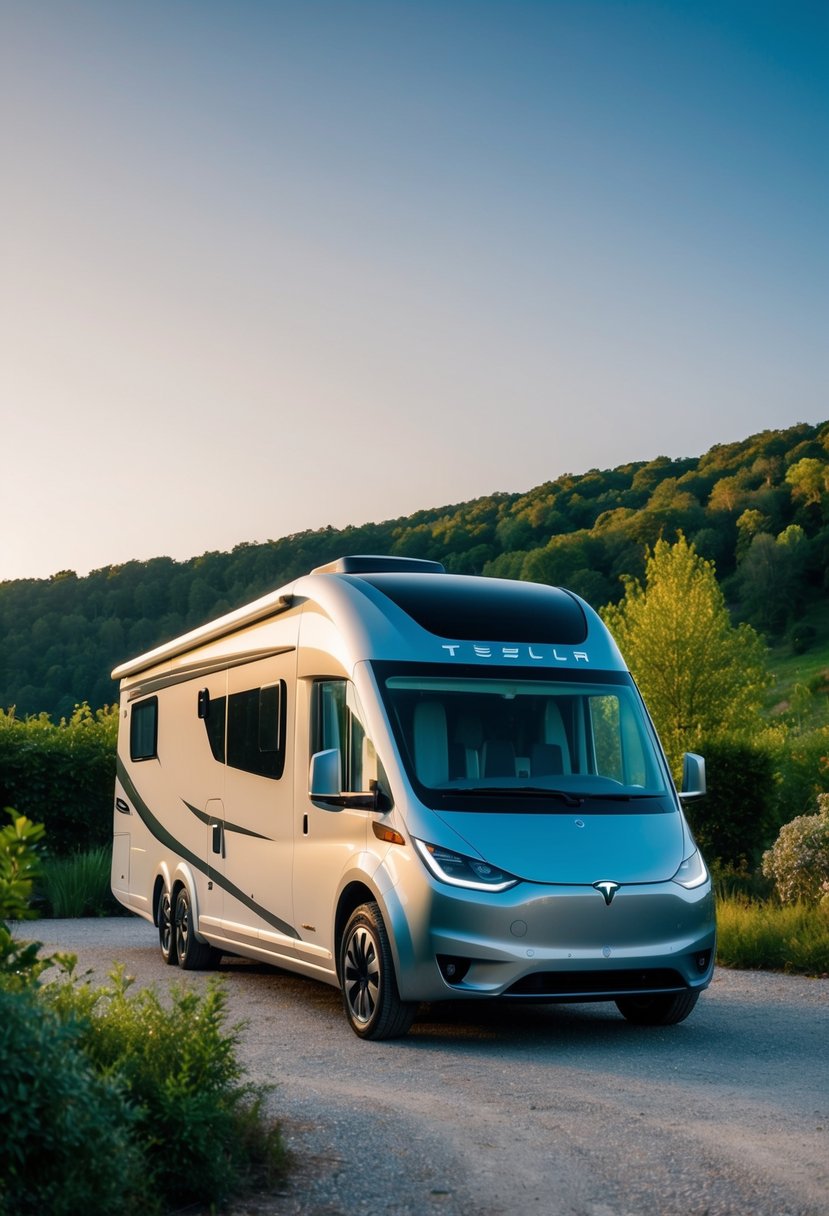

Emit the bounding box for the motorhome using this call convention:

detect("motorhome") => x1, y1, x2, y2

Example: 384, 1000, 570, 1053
111, 555, 715, 1039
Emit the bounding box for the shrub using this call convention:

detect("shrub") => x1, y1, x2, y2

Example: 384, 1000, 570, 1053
0, 986, 148, 1216
0, 808, 67, 989
683, 738, 777, 869
40, 845, 116, 917
0, 704, 117, 854
771, 724, 829, 822
761, 794, 829, 904
1, 809, 288, 1213
46, 967, 288, 1210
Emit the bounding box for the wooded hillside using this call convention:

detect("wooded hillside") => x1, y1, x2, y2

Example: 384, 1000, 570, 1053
2, 421, 827, 719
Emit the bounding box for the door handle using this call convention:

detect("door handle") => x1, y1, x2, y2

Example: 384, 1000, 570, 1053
211, 822, 224, 857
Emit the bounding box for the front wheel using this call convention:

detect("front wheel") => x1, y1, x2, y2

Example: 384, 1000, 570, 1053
615, 990, 700, 1026
174, 887, 220, 971
339, 902, 417, 1040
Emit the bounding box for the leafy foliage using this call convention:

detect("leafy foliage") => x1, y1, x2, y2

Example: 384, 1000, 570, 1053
0, 808, 44, 922
683, 739, 777, 870
0, 704, 117, 853
0, 808, 68, 989
0, 985, 147, 1216
0, 812, 288, 1215
761, 794, 829, 905
45, 967, 288, 1211
600, 536, 770, 773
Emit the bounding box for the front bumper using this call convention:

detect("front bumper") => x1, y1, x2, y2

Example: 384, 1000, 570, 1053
389, 876, 716, 1003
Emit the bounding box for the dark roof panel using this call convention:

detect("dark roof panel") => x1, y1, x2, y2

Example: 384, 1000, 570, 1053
356, 573, 588, 643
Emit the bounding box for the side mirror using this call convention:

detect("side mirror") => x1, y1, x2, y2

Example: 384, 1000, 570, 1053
679, 752, 706, 800
309, 749, 341, 798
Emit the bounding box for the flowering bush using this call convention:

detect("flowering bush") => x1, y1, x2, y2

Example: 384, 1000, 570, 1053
761, 795, 829, 905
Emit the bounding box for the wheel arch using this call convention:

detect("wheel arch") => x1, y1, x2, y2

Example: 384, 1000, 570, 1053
151, 861, 176, 927
169, 862, 208, 941
334, 880, 380, 984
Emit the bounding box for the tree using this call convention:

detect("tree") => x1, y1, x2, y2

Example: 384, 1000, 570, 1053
601, 536, 769, 773
786, 457, 828, 507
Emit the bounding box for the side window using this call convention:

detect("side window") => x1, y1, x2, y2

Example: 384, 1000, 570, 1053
130, 697, 158, 761
588, 693, 648, 786
312, 680, 377, 794
226, 681, 287, 780
588, 694, 623, 780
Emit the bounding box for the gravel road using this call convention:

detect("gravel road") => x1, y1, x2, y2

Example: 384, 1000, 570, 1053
24, 917, 829, 1216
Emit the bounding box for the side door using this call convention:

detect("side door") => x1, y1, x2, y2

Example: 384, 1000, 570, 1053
292, 678, 376, 965
217, 651, 297, 946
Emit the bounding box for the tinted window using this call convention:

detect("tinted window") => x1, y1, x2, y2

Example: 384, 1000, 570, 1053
226, 682, 286, 779
130, 697, 158, 761
201, 683, 286, 777
357, 574, 587, 643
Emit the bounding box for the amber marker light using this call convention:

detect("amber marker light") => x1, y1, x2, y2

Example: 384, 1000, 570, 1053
372, 822, 405, 846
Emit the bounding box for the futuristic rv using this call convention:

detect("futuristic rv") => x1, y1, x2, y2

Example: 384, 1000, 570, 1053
111, 556, 715, 1039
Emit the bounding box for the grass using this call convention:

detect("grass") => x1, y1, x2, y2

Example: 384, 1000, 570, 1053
716, 894, 829, 976
40, 846, 116, 917
764, 601, 829, 728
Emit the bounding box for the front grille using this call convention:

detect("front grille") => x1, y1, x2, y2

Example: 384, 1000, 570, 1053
505, 968, 686, 998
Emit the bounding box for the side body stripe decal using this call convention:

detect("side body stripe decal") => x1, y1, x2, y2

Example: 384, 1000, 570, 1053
116, 756, 300, 940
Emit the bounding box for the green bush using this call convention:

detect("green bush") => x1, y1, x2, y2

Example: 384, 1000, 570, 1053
0, 808, 64, 989
40, 845, 116, 917
770, 723, 829, 822
761, 794, 829, 904
46, 967, 288, 1210
0, 986, 148, 1216
683, 738, 777, 869
1, 809, 288, 1213
0, 704, 117, 854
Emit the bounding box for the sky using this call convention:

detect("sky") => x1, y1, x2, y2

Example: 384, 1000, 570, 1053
2, 0, 827, 582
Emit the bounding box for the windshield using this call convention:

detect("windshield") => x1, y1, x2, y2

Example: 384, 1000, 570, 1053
372, 663, 672, 811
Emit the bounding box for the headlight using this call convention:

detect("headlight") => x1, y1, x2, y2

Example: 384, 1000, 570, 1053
672, 848, 709, 889
413, 838, 519, 892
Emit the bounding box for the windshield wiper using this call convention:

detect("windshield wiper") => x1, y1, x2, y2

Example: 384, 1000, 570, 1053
446, 786, 585, 807
578, 792, 667, 802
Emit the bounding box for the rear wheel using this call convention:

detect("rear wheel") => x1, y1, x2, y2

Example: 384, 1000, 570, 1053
158, 887, 177, 965
339, 902, 417, 1040
615, 990, 700, 1026
174, 887, 220, 971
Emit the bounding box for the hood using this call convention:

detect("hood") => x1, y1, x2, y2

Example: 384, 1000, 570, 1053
434, 808, 686, 885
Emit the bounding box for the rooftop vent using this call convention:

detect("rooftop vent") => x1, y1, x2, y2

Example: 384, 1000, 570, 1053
311, 555, 446, 576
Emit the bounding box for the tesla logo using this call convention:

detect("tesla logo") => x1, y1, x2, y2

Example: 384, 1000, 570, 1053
593, 880, 620, 905
440, 643, 589, 663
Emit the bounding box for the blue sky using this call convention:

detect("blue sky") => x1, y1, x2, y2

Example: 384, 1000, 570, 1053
2, 0, 826, 580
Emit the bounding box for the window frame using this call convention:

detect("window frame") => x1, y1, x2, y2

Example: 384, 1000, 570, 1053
130, 696, 159, 762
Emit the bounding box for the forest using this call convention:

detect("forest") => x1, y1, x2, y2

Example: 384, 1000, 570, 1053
1, 420, 827, 721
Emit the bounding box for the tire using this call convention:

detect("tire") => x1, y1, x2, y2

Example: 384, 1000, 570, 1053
158, 887, 177, 965
615, 990, 700, 1026
339, 902, 417, 1040
174, 886, 220, 971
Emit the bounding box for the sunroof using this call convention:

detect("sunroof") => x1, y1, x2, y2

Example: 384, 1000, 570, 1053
357, 573, 588, 643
